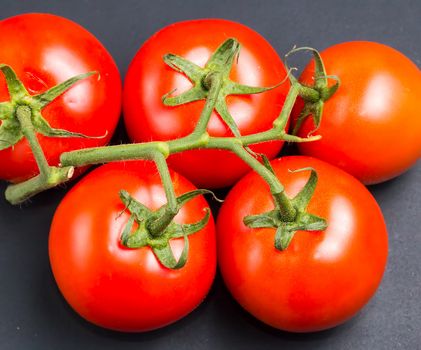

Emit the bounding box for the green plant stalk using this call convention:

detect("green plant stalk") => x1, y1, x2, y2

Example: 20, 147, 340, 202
2, 41, 334, 256
5, 106, 74, 205
211, 141, 296, 221
60, 78, 307, 221
146, 151, 178, 236
59, 82, 306, 168
190, 72, 222, 137
6, 76, 316, 221
15, 106, 51, 177
145, 75, 224, 234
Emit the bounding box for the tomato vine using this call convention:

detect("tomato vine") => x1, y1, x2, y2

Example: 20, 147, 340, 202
2, 38, 339, 262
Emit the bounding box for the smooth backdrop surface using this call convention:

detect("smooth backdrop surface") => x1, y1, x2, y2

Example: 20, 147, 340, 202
0, 1, 420, 349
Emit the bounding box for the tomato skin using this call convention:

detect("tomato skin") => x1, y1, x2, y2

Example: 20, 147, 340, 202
49, 161, 216, 332
0, 13, 121, 182
295, 41, 421, 184
217, 156, 388, 332
123, 19, 290, 188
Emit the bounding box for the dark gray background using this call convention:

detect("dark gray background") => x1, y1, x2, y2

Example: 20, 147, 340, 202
0, 0, 420, 349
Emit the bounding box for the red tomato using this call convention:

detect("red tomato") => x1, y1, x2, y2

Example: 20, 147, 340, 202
49, 161, 216, 332
294, 41, 421, 184
123, 19, 289, 188
217, 156, 388, 332
0, 13, 121, 182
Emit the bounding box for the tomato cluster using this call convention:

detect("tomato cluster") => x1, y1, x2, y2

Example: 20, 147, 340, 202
1, 13, 419, 334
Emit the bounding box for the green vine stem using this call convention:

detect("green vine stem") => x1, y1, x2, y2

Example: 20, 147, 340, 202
5, 166, 74, 205
58, 82, 316, 163
284, 47, 340, 136
146, 151, 178, 236
3, 39, 339, 254
58, 74, 306, 225
7, 77, 319, 207
5, 106, 75, 204
16, 106, 51, 176
55, 77, 313, 228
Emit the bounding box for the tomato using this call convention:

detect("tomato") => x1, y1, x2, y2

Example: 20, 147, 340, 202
294, 41, 421, 184
123, 19, 290, 188
0, 13, 121, 182
49, 161, 216, 332
217, 156, 388, 332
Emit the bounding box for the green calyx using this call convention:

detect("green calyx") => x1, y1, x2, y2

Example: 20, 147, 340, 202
284, 48, 340, 135
119, 189, 213, 269
0, 64, 104, 204
162, 38, 277, 138
244, 165, 327, 251
0, 64, 98, 150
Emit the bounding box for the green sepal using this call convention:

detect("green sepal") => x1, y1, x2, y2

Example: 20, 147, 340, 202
152, 208, 210, 269
275, 225, 294, 251
312, 47, 328, 90
290, 167, 318, 210
0, 64, 100, 150
206, 38, 239, 76
0, 102, 14, 120
119, 190, 151, 219
244, 167, 328, 251
120, 214, 137, 245
284, 47, 340, 135
175, 189, 218, 206
292, 99, 324, 136
215, 98, 241, 137
145, 188, 216, 234
319, 75, 340, 101
163, 54, 203, 81
152, 237, 189, 269
243, 209, 279, 228
32, 71, 97, 108
173, 208, 210, 237
119, 189, 212, 269
295, 212, 327, 231
225, 80, 277, 96
162, 85, 206, 106
0, 119, 23, 150
162, 38, 280, 141
31, 110, 98, 139
0, 64, 28, 100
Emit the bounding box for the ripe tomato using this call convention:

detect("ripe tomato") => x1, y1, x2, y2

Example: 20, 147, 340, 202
49, 161, 216, 332
123, 19, 289, 188
0, 13, 121, 182
217, 156, 388, 332
294, 41, 421, 184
